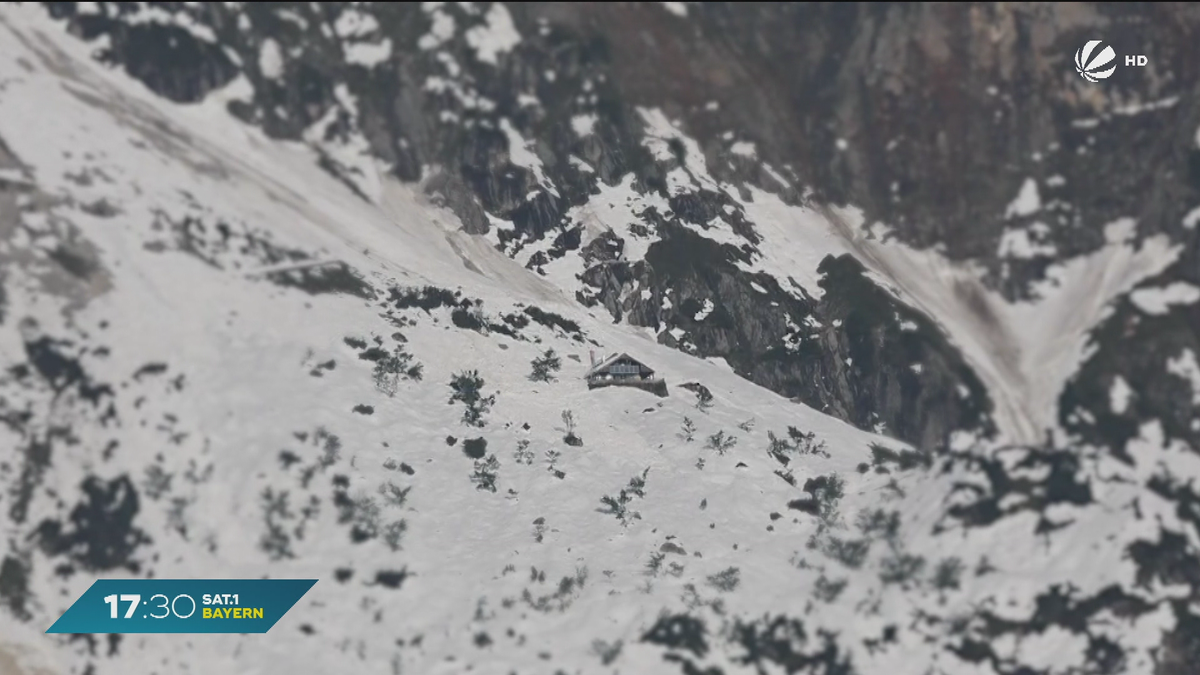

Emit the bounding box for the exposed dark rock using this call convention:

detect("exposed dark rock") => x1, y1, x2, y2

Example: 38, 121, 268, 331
731, 615, 854, 675
66, 11, 239, 103
0, 555, 31, 621
463, 437, 488, 459
33, 475, 149, 572
131, 362, 168, 380
372, 569, 409, 589
643, 613, 709, 658
424, 170, 491, 235
1059, 261, 1200, 461
605, 224, 993, 448
265, 262, 375, 299
24, 335, 113, 404
940, 445, 1094, 532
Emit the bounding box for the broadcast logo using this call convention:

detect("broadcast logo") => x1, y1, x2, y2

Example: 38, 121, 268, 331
1075, 40, 1117, 82
1075, 40, 1149, 83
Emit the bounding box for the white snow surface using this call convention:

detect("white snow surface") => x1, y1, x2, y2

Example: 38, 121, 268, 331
730, 141, 756, 158
1005, 178, 1041, 218
570, 113, 597, 138
418, 4, 455, 50
1128, 282, 1200, 315
0, 10, 908, 674
344, 37, 392, 67
661, 2, 688, 17
1109, 376, 1133, 414
499, 118, 558, 197
0, 8, 1192, 675
1183, 205, 1200, 229
258, 37, 284, 79
333, 7, 379, 38
464, 2, 521, 65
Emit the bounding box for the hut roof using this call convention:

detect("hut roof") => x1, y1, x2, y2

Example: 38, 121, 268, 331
586, 352, 653, 377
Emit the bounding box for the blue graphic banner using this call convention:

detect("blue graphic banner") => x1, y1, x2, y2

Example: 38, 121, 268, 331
46, 579, 317, 634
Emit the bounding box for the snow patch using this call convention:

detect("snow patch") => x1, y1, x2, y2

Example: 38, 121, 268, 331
693, 299, 714, 321
730, 187, 850, 300
333, 8, 378, 38
499, 119, 557, 198
1005, 178, 1041, 218
1129, 282, 1200, 315
1182, 206, 1200, 230
1166, 349, 1200, 406
435, 51, 461, 77
302, 84, 383, 202
998, 223, 1056, 259
567, 156, 593, 173
424, 76, 495, 112
570, 114, 597, 138
258, 38, 283, 79
730, 141, 756, 158
418, 6, 456, 50
464, 2, 521, 65
122, 4, 217, 43
661, 2, 688, 16
276, 8, 307, 29
345, 38, 392, 67
1110, 376, 1133, 414
761, 163, 790, 188
1113, 96, 1178, 117
562, 173, 670, 263
637, 107, 718, 195
1104, 218, 1137, 245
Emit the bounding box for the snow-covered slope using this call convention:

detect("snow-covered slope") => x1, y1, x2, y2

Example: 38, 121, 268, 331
2, 6, 1199, 675
0, 8, 900, 673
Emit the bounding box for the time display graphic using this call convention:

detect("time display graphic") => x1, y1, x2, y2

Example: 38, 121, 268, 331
47, 579, 316, 634
104, 592, 199, 620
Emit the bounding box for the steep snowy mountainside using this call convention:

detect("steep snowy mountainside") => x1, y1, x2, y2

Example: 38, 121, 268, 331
30, 1, 1200, 460
1, 4, 1200, 675
0, 9, 964, 674
30, 0, 1011, 450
